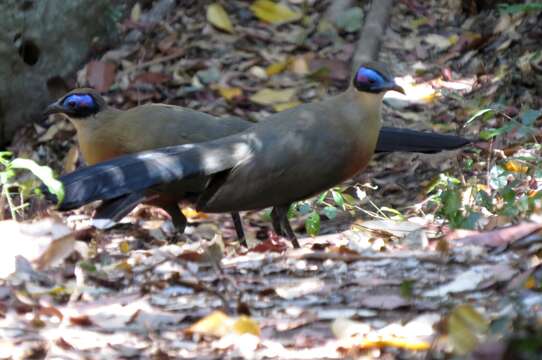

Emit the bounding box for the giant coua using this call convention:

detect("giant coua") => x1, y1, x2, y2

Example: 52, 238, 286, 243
45, 89, 251, 241
46, 63, 470, 247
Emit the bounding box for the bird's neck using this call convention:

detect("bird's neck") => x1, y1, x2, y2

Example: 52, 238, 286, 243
348, 87, 385, 120
67, 108, 124, 165
68, 107, 121, 133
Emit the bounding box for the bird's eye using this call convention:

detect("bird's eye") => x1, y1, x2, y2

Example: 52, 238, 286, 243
368, 79, 375, 84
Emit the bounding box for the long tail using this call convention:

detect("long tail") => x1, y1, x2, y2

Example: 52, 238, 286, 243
94, 192, 147, 222
49, 138, 248, 210
376, 127, 471, 153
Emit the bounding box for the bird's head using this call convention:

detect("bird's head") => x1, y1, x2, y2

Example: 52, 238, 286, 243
44, 88, 105, 119
352, 62, 405, 95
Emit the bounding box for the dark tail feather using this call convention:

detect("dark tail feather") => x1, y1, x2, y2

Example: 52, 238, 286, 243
94, 192, 147, 222
48, 139, 246, 211
376, 127, 471, 154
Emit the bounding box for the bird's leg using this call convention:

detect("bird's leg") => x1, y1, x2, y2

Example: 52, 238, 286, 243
162, 203, 187, 233
230, 212, 247, 247
271, 207, 285, 237
271, 205, 300, 248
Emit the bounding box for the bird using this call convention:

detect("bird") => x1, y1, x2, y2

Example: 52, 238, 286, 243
45, 63, 470, 247
44, 88, 251, 243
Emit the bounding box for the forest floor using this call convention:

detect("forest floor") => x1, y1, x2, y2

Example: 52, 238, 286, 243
1, 0, 542, 358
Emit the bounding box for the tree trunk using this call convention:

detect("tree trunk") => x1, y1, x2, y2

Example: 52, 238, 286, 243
0, 0, 123, 145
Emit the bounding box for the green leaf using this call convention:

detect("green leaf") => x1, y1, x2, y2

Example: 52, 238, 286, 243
10, 158, 64, 204
305, 211, 320, 237
0, 151, 13, 166
489, 165, 508, 190
288, 203, 299, 218
476, 190, 493, 211
331, 190, 345, 209
465, 108, 494, 125
78, 260, 97, 272
498, 3, 542, 14
400, 279, 415, 299
480, 122, 516, 140
460, 212, 482, 230
317, 191, 328, 204
479, 128, 502, 140
442, 189, 461, 218
501, 187, 516, 205
342, 193, 357, 205
501, 203, 519, 217
463, 158, 474, 171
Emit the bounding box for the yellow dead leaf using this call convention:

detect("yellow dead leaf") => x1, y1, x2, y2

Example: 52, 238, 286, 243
525, 275, 537, 289
181, 206, 208, 219
116, 260, 132, 272
131, 3, 141, 23
250, 0, 302, 24
207, 3, 234, 33
410, 17, 429, 29
187, 311, 261, 338
358, 338, 430, 351
476, 184, 490, 192
448, 304, 489, 355
250, 88, 296, 105
187, 311, 231, 337
448, 34, 459, 46
119, 241, 130, 254
272, 100, 302, 112
331, 318, 430, 351
233, 315, 260, 336
395, 76, 438, 103
216, 86, 243, 101
503, 159, 529, 174
266, 60, 289, 77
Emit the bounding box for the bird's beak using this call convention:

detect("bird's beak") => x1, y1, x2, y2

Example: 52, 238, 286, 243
43, 102, 63, 116
389, 82, 405, 95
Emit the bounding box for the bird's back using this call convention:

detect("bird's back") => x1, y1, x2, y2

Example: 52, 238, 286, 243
198, 90, 382, 211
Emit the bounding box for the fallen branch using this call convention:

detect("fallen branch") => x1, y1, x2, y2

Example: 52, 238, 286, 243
352, 0, 396, 72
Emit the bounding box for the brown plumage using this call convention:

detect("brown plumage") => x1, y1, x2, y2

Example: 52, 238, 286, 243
47, 63, 405, 247
45, 88, 251, 240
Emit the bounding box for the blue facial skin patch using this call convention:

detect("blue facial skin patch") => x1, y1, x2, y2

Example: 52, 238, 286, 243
356, 67, 385, 87
62, 94, 95, 108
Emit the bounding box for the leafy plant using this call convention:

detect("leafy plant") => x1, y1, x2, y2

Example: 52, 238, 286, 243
425, 106, 542, 229
0, 152, 63, 220
292, 185, 402, 237
498, 3, 542, 14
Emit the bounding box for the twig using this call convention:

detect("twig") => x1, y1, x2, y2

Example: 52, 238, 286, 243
352, 0, 396, 73
289, 248, 450, 265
